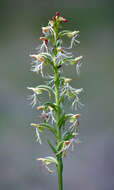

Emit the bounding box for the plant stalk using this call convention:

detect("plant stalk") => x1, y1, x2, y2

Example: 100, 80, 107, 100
53, 24, 63, 190
54, 67, 63, 190
57, 156, 63, 190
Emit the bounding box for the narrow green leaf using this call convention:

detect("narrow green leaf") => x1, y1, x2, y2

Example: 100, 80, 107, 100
58, 114, 66, 128
56, 39, 62, 47
59, 95, 64, 105
50, 27, 57, 42
56, 141, 64, 152
39, 123, 57, 137
47, 138, 57, 154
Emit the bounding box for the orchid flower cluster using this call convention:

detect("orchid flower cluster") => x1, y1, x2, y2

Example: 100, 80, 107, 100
28, 12, 83, 190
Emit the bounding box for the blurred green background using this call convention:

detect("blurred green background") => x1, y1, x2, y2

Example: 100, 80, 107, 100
0, 0, 114, 190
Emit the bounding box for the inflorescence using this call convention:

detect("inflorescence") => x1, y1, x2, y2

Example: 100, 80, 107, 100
28, 11, 83, 182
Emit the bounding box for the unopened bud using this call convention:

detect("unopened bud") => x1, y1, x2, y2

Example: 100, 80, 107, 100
64, 78, 72, 83
59, 16, 64, 22
42, 27, 47, 33
42, 26, 51, 34
59, 16, 67, 23
40, 112, 48, 120
65, 140, 70, 145
31, 123, 38, 128
40, 37, 45, 41
49, 20, 54, 27
45, 39, 48, 45
72, 114, 80, 119
63, 19, 67, 23
48, 106, 53, 111
57, 47, 62, 52
29, 54, 44, 62
75, 56, 83, 63
52, 16, 56, 21
56, 12, 60, 16
37, 106, 45, 110
40, 36, 48, 44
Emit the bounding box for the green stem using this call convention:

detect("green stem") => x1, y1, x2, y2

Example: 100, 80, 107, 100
53, 24, 63, 190
57, 156, 63, 190
54, 67, 63, 190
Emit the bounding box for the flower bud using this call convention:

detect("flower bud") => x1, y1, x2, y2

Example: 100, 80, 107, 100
49, 20, 54, 27
40, 37, 48, 45
42, 27, 47, 33
37, 106, 45, 110
59, 16, 64, 22
30, 54, 44, 62
40, 112, 48, 120
30, 123, 43, 132
65, 140, 70, 145
74, 56, 83, 63
59, 16, 67, 23
40, 37, 46, 41
30, 123, 38, 128
63, 19, 67, 23
56, 12, 60, 16
45, 39, 48, 45
64, 78, 72, 83
27, 87, 42, 94
52, 16, 56, 21
57, 47, 62, 52
72, 114, 80, 119
42, 26, 51, 34
48, 106, 53, 111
